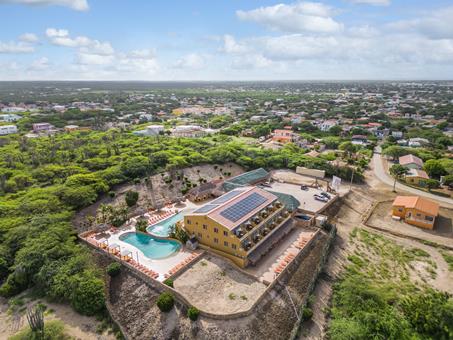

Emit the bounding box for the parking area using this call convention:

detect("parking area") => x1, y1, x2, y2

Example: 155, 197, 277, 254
269, 181, 336, 213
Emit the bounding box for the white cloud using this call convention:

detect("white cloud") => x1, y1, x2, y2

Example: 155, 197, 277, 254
236, 1, 343, 33
231, 54, 274, 70
76, 53, 114, 65
174, 53, 205, 69
0, 0, 89, 11
222, 34, 249, 54
46, 28, 114, 55
0, 41, 35, 53
387, 7, 453, 39
19, 33, 39, 43
28, 57, 50, 70
348, 0, 390, 5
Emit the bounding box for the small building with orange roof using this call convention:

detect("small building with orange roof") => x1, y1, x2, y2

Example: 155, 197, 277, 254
392, 196, 439, 229
272, 128, 299, 144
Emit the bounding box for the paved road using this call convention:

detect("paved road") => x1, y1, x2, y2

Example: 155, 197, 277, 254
372, 146, 453, 206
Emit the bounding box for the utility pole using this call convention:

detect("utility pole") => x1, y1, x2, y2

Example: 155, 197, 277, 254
349, 167, 355, 191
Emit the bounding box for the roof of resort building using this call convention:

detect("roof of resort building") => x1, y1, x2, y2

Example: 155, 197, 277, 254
399, 154, 423, 167
224, 168, 270, 187
392, 196, 440, 216
191, 186, 278, 230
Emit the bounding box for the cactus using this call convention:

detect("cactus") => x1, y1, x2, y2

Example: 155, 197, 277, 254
27, 305, 44, 337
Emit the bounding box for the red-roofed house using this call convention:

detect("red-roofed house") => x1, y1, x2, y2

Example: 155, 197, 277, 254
399, 154, 424, 170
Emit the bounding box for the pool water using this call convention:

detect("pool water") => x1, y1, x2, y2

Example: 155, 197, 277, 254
147, 210, 193, 237
119, 232, 181, 259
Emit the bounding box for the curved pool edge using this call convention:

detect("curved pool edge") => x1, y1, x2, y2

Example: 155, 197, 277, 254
119, 231, 183, 261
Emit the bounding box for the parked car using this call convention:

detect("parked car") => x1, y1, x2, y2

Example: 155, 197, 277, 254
300, 185, 309, 191
261, 182, 272, 188
314, 194, 328, 202
320, 191, 331, 199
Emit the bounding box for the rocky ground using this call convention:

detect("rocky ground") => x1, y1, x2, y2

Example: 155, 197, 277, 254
104, 232, 330, 340
72, 163, 244, 233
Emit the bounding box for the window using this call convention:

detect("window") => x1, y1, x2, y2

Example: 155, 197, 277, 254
425, 216, 434, 222
232, 244, 237, 250
416, 213, 421, 217
187, 219, 191, 225
197, 233, 202, 238
224, 241, 229, 247
214, 227, 219, 233
214, 238, 218, 244
398, 208, 403, 212
203, 224, 207, 230
223, 231, 228, 236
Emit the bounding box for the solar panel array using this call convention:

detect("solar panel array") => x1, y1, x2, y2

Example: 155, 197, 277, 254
210, 189, 244, 205
220, 193, 267, 222
193, 204, 218, 214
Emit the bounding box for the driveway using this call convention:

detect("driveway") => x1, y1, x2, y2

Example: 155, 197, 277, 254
372, 146, 453, 206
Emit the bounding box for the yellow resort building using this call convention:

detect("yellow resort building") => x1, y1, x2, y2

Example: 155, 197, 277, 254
182, 186, 295, 268
392, 195, 440, 229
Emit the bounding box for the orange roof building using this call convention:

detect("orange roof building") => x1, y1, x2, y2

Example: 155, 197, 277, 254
392, 196, 439, 229
399, 154, 424, 169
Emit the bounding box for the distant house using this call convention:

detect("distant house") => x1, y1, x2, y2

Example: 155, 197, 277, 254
408, 138, 429, 148
0, 114, 21, 122
399, 154, 423, 170
133, 125, 164, 136
405, 169, 429, 186
171, 125, 210, 138
0, 125, 18, 135
351, 135, 368, 145
32, 123, 53, 133
319, 119, 338, 131
391, 131, 403, 139
392, 196, 439, 229
272, 128, 299, 144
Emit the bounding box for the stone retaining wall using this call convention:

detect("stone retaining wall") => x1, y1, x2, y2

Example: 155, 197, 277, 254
288, 224, 337, 340
80, 227, 327, 321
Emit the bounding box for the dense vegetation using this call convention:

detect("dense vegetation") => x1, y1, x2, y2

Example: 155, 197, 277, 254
0, 128, 366, 316
328, 229, 453, 339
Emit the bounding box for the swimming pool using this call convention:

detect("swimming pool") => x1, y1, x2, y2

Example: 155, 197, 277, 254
146, 210, 193, 237
119, 232, 181, 259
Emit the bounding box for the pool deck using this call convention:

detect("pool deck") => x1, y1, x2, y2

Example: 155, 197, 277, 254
83, 201, 206, 282
85, 225, 201, 282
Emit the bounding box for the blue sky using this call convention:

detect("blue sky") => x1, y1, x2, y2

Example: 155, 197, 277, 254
0, 0, 453, 80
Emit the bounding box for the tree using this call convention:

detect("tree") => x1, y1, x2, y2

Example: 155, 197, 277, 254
125, 190, 139, 207
424, 159, 447, 179
425, 179, 440, 192
390, 164, 408, 192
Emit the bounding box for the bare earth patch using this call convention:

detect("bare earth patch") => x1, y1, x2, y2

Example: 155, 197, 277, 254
173, 254, 267, 314
367, 201, 453, 248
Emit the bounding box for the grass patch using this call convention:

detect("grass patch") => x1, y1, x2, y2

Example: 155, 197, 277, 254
440, 250, 453, 272
328, 229, 453, 340
228, 293, 236, 300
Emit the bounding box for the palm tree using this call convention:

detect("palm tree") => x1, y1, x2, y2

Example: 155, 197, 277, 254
390, 164, 408, 192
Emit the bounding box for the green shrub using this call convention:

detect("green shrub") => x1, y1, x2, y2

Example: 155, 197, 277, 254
302, 307, 313, 321
163, 278, 173, 287
71, 277, 105, 316
106, 262, 121, 277
187, 306, 200, 321
10, 320, 70, 340
156, 292, 174, 312
108, 191, 116, 198
125, 190, 139, 207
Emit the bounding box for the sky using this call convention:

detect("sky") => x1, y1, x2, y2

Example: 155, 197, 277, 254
0, 0, 453, 80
